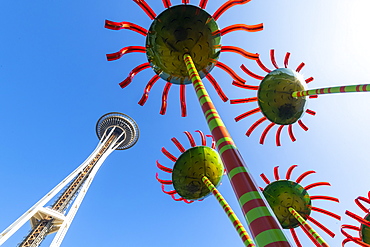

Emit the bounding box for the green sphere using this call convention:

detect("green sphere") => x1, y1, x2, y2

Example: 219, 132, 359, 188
172, 146, 224, 200
146, 5, 221, 85
258, 68, 307, 125
360, 213, 370, 244
263, 180, 311, 229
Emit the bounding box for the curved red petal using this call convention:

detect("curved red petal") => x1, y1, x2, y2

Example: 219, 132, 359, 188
285, 164, 298, 180
119, 62, 151, 88
184, 131, 196, 147
104, 20, 147, 36
246, 117, 267, 136
160, 82, 171, 115
213, 0, 252, 20
138, 75, 160, 105
221, 46, 259, 60
296, 170, 316, 184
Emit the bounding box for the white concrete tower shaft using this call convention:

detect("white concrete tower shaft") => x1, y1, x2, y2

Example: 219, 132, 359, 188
0, 112, 139, 247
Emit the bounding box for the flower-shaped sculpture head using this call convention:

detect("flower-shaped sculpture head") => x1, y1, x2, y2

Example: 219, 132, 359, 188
106, 0, 262, 116
258, 68, 307, 125
146, 4, 220, 85
342, 191, 370, 246
263, 179, 311, 229
260, 165, 341, 246
156, 130, 224, 203
232, 50, 316, 145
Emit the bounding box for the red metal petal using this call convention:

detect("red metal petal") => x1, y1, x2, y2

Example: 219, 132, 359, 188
305, 77, 314, 84
161, 184, 176, 195
270, 49, 279, 69
311, 206, 341, 220
156, 160, 173, 173
235, 107, 261, 122
156, 173, 172, 185
260, 122, 275, 144
290, 228, 302, 247
160, 82, 171, 115
215, 61, 246, 83
199, 0, 208, 9
138, 75, 160, 105
133, 0, 156, 20
119, 62, 151, 88
206, 134, 216, 149
232, 80, 259, 90
213, 0, 252, 20
355, 196, 370, 213
260, 173, 270, 184
304, 182, 331, 191
310, 195, 339, 203
217, 23, 263, 36
296, 62, 305, 73
256, 57, 271, 73
284, 52, 291, 68
241, 64, 264, 80
221, 46, 259, 60
288, 124, 297, 142
162, 0, 172, 8
275, 125, 284, 146
184, 131, 196, 147
298, 120, 309, 131
296, 170, 316, 184
230, 97, 258, 104
196, 130, 206, 146
180, 84, 187, 117
161, 147, 177, 162
307, 215, 335, 238
285, 164, 298, 180
246, 117, 267, 136
171, 137, 186, 153
107, 46, 146, 61
104, 20, 148, 36
274, 166, 280, 180
306, 109, 316, 116
205, 73, 228, 102
346, 210, 370, 227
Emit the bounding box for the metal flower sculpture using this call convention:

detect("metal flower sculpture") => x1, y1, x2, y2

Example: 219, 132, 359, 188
231, 50, 316, 146
342, 191, 370, 246
156, 130, 256, 247
106, 2, 291, 246
232, 49, 370, 145
260, 165, 341, 246
105, 0, 262, 117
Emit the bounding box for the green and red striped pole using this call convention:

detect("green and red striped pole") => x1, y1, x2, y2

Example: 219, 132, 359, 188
202, 176, 256, 247
184, 53, 290, 247
288, 207, 329, 247
292, 84, 370, 98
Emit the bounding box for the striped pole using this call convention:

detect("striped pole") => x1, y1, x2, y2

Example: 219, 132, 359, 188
288, 207, 329, 247
202, 176, 256, 247
184, 53, 290, 247
292, 84, 370, 98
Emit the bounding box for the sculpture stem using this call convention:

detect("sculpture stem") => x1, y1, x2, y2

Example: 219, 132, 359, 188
292, 84, 370, 98
184, 53, 290, 247
288, 207, 329, 247
202, 176, 255, 247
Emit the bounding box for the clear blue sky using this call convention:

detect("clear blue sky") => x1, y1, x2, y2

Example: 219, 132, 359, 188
1, 0, 370, 246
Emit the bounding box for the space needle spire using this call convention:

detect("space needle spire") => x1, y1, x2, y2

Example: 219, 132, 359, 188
0, 112, 139, 247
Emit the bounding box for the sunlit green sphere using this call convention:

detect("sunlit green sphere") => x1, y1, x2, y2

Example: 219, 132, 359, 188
172, 146, 224, 200
146, 5, 221, 85
263, 180, 311, 229
258, 68, 307, 125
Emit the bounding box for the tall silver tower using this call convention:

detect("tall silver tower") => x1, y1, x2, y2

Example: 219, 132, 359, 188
0, 112, 139, 247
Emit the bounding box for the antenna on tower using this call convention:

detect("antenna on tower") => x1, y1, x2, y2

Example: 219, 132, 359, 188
0, 112, 139, 247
